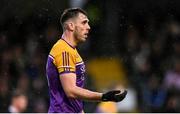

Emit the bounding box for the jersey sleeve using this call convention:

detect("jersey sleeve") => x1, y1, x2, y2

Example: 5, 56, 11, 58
53, 51, 76, 75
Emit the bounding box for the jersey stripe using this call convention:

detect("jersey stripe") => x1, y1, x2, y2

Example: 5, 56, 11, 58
67, 52, 70, 71
65, 51, 68, 71
62, 52, 65, 71
62, 52, 71, 71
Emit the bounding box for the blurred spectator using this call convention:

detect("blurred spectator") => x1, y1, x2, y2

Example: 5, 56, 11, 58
141, 74, 167, 112
165, 90, 180, 112
164, 57, 180, 90
25, 33, 39, 59
13, 45, 26, 71
150, 34, 165, 74
125, 28, 140, 55
33, 97, 47, 112
16, 72, 30, 94
8, 90, 28, 113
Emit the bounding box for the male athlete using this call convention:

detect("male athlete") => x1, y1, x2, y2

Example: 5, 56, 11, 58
46, 8, 127, 113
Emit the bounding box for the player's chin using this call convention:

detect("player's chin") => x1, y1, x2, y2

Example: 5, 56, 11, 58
81, 36, 87, 42
81, 38, 86, 42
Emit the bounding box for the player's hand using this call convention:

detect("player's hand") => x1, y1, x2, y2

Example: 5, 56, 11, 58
102, 90, 127, 102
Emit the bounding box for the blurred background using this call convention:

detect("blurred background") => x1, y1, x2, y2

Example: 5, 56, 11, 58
0, 0, 180, 112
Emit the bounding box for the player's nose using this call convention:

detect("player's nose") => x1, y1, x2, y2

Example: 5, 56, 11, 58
87, 24, 91, 30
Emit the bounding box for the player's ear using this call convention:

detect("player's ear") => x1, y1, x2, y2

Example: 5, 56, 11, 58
66, 22, 74, 31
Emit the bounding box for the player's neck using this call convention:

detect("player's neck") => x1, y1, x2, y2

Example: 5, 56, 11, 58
62, 31, 77, 48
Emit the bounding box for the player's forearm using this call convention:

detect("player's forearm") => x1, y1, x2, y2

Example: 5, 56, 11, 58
68, 86, 102, 101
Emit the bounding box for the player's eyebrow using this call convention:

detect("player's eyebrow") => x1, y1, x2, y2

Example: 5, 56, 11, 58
82, 19, 89, 23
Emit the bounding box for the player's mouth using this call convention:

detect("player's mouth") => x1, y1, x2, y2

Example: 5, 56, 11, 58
84, 33, 89, 38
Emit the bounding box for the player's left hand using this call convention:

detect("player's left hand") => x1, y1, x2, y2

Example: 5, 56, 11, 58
101, 90, 127, 102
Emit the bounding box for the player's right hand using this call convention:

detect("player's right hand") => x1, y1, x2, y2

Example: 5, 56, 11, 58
101, 90, 127, 102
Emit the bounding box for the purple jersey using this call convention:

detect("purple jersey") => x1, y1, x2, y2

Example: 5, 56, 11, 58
46, 39, 86, 113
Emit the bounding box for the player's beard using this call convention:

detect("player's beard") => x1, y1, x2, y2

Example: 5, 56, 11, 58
74, 28, 86, 43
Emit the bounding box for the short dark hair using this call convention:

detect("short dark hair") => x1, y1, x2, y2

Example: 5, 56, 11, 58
60, 8, 87, 28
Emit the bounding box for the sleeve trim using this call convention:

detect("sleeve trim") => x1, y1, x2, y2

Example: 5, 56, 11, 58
76, 61, 84, 66
59, 71, 76, 75
48, 54, 54, 60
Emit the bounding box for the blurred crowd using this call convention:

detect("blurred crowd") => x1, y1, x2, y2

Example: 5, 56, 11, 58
0, 0, 180, 113
121, 19, 180, 112
0, 22, 59, 112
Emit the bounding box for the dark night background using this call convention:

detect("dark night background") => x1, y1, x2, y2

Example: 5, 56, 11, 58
0, 0, 180, 112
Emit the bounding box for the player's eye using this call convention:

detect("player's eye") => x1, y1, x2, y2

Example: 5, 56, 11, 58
82, 20, 87, 25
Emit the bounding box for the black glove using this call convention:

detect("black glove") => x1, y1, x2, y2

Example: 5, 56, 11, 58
102, 90, 127, 102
